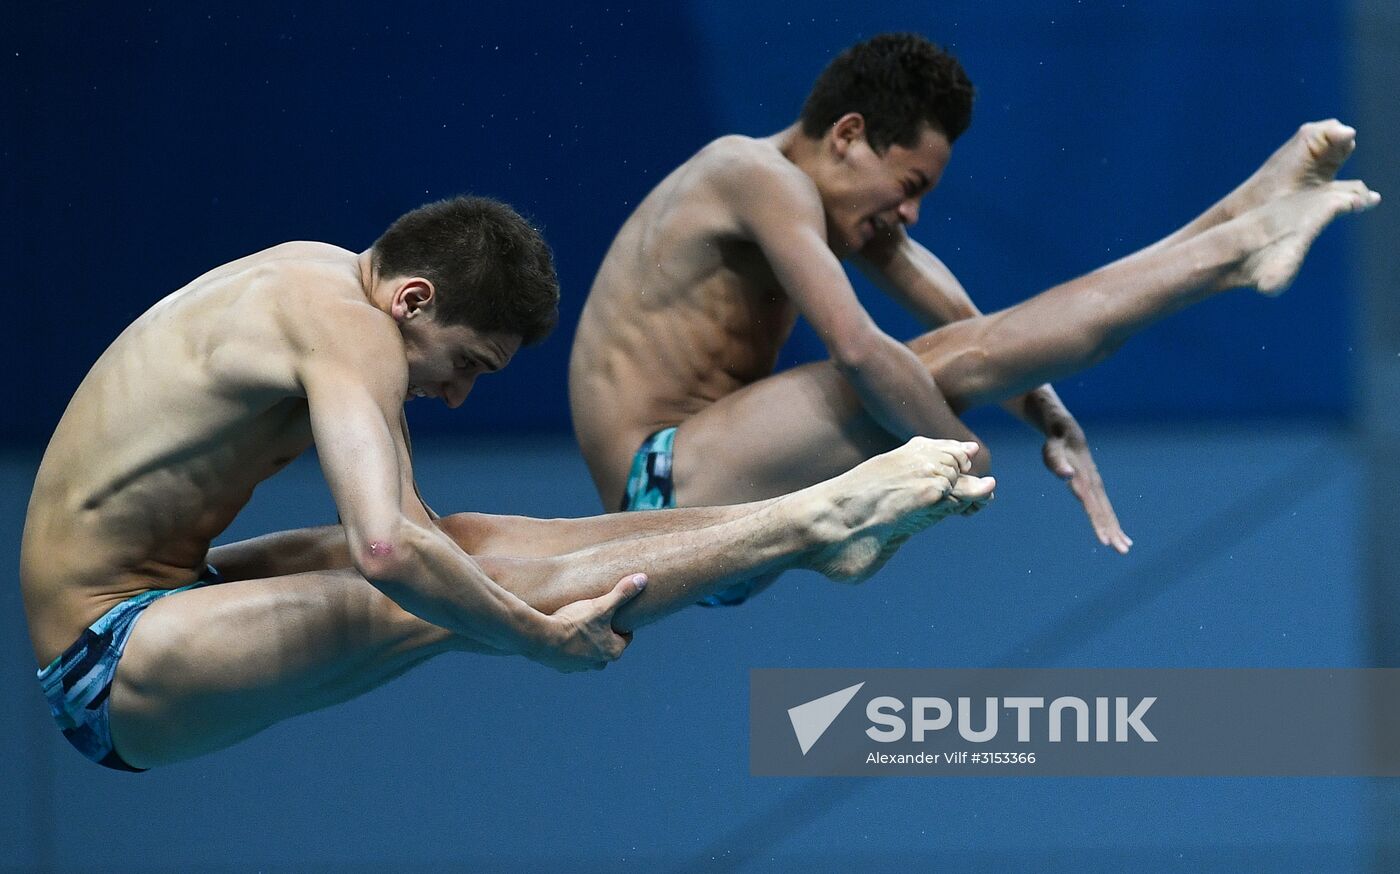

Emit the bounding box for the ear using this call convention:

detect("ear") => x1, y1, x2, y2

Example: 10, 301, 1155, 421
829, 113, 867, 159
389, 279, 436, 322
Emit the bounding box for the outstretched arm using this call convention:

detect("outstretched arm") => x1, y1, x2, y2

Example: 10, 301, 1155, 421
854, 228, 1132, 553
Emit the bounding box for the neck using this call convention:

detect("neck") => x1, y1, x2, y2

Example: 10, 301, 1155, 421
772, 124, 838, 208
772, 122, 822, 171
355, 250, 389, 312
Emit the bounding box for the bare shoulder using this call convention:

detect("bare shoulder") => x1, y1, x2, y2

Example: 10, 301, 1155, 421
256, 258, 398, 359
193, 244, 404, 389
693, 135, 823, 225
181, 240, 354, 290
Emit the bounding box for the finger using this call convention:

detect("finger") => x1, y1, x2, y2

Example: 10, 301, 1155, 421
1100, 516, 1131, 554
608, 632, 631, 659
1111, 531, 1133, 554
593, 573, 649, 616
1081, 489, 1118, 546
1071, 474, 1130, 554
1074, 475, 1113, 526
952, 491, 990, 513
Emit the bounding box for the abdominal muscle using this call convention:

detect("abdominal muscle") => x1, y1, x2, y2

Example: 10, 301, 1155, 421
570, 256, 794, 510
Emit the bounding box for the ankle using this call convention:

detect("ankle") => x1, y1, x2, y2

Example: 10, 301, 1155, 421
776, 490, 848, 552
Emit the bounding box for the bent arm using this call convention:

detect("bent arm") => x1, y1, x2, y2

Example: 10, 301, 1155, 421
853, 227, 980, 327
854, 228, 1073, 430
293, 310, 554, 657
856, 231, 1129, 550
735, 167, 974, 448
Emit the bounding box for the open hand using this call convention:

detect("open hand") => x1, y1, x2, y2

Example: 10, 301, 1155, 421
1043, 423, 1132, 554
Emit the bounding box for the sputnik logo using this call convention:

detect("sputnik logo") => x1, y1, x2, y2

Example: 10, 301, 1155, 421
787, 682, 865, 755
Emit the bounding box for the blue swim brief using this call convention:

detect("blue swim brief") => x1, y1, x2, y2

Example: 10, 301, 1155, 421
620, 428, 755, 607
37, 565, 224, 772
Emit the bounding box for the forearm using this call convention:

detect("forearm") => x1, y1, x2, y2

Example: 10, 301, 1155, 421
856, 236, 983, 329
842, 338, 979, 446
364, 522, 547, 656
898, 249, 981, 328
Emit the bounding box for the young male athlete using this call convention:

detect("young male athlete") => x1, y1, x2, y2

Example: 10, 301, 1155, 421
21, 195, 994, 770
568, 32, 1378, 605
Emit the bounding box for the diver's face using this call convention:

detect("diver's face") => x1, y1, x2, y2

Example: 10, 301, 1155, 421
401, 316, 519, 410
823, 121, 951, 255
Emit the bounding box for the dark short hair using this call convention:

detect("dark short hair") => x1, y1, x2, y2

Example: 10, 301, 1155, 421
800, 33, 974, 152
372, 196, 559, 346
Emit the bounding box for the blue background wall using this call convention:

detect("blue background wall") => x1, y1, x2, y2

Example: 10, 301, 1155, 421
1, 0, 1354, 444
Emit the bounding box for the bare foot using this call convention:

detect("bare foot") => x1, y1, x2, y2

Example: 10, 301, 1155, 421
1228, 180, 1380, 295
790, 438, 995, 583
809, 493, 983, 584
1220, 120, 1357, 219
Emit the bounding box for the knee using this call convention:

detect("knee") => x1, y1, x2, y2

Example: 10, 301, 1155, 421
928, 341, 996, 411
435, 512, 501, 553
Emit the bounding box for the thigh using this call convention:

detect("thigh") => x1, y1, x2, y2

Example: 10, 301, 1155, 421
670, 322, 996, 507
671, 359, 899, 506
109, 570, 477, 768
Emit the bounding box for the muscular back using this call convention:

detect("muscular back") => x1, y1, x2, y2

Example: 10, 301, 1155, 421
569, 136, 802, 507
20, 243, 372, 664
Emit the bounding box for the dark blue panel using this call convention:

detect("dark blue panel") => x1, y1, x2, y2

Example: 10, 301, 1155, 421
3, 3, 721, 441
3, 2, 1353, 444
713, 1, 1353, 422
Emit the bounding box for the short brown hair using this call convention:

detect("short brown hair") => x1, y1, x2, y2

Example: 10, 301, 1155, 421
372, 196, 559, 345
